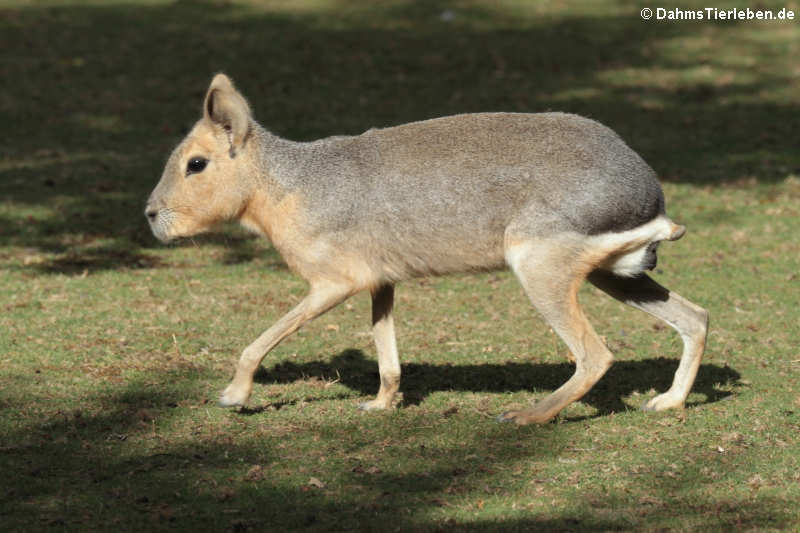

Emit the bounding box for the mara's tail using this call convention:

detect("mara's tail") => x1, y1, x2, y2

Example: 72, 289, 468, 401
667, 222, 686, 241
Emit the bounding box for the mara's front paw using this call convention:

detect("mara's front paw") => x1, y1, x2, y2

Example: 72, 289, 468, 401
219, 383, 251, 407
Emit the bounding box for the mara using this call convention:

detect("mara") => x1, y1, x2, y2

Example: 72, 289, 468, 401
146, 74, 708, 425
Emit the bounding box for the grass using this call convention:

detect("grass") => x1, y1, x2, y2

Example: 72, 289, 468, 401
1, 0, 799, 531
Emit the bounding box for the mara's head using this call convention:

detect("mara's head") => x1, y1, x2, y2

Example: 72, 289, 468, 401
146, 74, 256, 242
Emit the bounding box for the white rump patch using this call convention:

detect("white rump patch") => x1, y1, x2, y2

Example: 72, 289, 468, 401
602, 245, 650, 277
589, 216, 673, 277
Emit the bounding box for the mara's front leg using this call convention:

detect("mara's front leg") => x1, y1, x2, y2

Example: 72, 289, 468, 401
359, 284, 403, 411
219, 282, 354, 407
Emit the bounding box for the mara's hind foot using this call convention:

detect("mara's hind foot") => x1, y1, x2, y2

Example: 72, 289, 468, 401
358, 392, 403, 411
219, 381, 252, 407
496, 406, 556, 425
641, 391, 685, 412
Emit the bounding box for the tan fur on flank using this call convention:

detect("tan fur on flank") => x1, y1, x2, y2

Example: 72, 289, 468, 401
146, 74, 708, 424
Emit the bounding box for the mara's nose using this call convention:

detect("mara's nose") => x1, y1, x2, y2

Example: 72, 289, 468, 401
145, 206, 158, 221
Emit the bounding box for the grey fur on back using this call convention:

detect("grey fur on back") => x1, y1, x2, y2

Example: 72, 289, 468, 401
254, 112, 664, 278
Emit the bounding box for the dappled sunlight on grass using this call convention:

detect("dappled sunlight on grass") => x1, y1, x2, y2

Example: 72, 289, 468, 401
2, 0, 800, 530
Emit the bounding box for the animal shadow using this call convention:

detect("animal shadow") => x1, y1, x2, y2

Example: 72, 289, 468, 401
255, 349, 741, 417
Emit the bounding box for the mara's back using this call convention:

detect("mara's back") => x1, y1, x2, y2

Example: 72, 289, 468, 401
275, 112, 665, 276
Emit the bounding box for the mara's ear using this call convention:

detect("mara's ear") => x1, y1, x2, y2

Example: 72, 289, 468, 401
203, 73, 252, 157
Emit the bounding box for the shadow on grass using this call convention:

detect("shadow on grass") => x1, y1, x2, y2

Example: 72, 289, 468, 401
32, 244, 167, 274
1, 0, 798, 272
0, 370, 788, 532
257, 349, 741, 415
3, 223, 285, 275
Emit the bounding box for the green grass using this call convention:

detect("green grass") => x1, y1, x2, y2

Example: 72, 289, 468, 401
2, 0, 799, 531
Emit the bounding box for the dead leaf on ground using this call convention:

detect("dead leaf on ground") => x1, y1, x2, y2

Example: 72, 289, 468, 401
308, 477, 325, 489
216, 488, 235, 502
748, 474, 765, 490
442, 406, 458, 418
639, 495, 664, 506
244, 465, 264, 481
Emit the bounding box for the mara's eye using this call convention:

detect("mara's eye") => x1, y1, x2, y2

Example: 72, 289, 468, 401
186, 157, 208, 176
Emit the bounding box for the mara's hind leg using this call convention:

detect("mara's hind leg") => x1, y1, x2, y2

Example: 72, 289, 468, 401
498, 239, 614, 425
359, 284, 402, 411
588, 270, 709, 411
